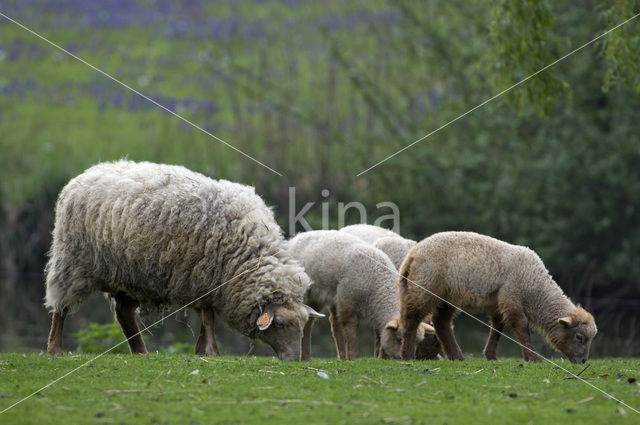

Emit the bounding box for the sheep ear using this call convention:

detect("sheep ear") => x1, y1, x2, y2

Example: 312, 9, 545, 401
385, 318, 399, 330
257, 305, 274, 330
558, 316, 573, 328
303, 304, 325, 318
419, 322, 436, 335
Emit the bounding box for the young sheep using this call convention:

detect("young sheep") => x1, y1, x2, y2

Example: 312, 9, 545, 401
288, 230, 434, 360
340, 224, 416, 268
45, 160, 323, 360
398, 231, 597, 363
373, 236, 417, 270
340, 223, 401, 244
338, 225, 441, 358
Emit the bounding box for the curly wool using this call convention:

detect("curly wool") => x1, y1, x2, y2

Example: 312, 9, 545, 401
44, 160, 309, 338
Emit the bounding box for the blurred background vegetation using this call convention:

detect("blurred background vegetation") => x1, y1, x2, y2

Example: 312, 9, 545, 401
1, 0, 639, 357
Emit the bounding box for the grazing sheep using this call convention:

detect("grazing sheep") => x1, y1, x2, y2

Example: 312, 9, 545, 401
340, 224, 416, 269
288, 230, 434, 360
373, 236, 417, 270
398, 231, 597, 363
338, 225, 441, 358
340, 223, 401, 244
45, 160, 323, 360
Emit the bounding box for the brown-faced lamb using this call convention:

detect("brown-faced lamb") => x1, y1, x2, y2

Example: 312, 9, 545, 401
340, 224, 416, 269
288, 230, 434, 360
44, 160, 323, 360
398, 231, 597, 363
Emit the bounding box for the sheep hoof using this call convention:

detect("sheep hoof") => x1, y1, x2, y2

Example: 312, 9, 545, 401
483, 351, 498, 361
47, 347, 64, 356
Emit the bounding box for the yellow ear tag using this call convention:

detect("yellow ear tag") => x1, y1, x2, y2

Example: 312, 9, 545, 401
257, 312, 271, 329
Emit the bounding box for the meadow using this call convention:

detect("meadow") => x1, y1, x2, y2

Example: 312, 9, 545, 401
2, 2, 640, 423
0, 354, 639, 424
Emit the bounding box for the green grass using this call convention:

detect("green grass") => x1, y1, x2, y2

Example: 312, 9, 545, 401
0, 354, 638, 424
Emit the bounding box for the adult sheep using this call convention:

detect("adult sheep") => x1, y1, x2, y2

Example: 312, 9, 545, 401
340, 224, 416, 269
45, 160, 323, 360
398, 231, 597, 363
289, 230, 435, 360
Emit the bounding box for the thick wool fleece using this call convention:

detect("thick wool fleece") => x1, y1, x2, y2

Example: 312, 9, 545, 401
289, 230, 398, 333
44, 160, 309, 338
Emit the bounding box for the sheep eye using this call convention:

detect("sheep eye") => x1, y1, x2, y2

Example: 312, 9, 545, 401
274, 317, 285, 328
575, 333, 585, 343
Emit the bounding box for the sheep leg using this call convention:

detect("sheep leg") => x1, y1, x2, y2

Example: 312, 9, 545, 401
374, 331, 381, 358
47, 309, 67, 356
340, 315, 359, 360
114, 292, 148, 354
400, 310, 422, 360
482, 314, 505, 360
506, 312, 542, 362
196, 307, 220, 356
195, 320, 207, 355
433, 304, 464, 361
301, 318, 315, 361
328, 306, 347, 360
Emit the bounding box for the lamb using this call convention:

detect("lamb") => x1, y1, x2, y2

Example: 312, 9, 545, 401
398, 231, 597, 363
288, 230, 434, 360
44, 160, 323, 360
373, 237, 417, 270
340, 224, 416, 269
338, 224, 442, 358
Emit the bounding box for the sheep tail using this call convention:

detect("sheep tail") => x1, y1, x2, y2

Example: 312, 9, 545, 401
397, 253, 414, 296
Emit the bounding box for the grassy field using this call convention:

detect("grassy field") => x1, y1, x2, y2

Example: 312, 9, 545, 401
0, 354, 638, 424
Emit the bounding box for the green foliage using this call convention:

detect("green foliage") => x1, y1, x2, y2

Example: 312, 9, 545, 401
164, 341, 197, 355
1, 0, 640, 355
73, 323, 197, 354
73, 323, 129, 354
487, 0, 568, 113
601, 0, 640, 92
1, 354, 639, 424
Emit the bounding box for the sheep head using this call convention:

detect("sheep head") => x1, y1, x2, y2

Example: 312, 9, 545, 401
548, 305, 597, 364
380, 318, 436, 359
256, 303, 324, 361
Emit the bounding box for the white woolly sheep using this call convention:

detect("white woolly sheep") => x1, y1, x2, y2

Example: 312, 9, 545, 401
288, 230, 434, 360
340, 224, 416, 269
398, 231, 597, 363
373, 236, 417, 270
44, 160, 323, 360
338, 225, 441, 358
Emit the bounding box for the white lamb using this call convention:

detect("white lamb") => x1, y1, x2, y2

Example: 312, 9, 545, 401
289, 230, 434, 360
340, 224, 416, 269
